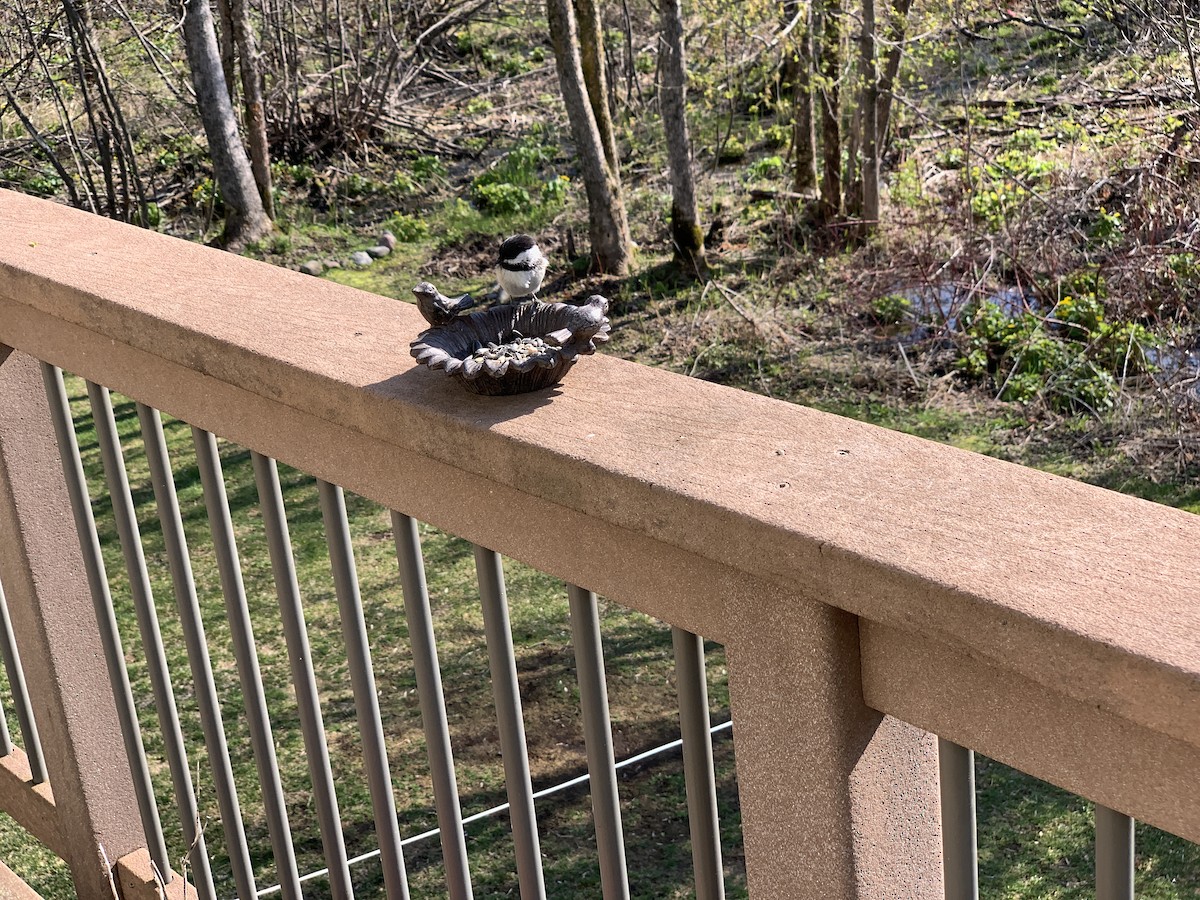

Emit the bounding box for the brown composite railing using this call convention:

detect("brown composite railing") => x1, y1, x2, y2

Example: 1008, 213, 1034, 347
0, 187, 1198, 898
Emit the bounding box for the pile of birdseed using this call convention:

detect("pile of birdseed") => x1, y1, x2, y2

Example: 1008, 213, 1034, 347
469, 335, 551, 363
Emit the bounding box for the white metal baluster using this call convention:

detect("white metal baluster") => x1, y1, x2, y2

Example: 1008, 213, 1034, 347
474, 545, 546, 900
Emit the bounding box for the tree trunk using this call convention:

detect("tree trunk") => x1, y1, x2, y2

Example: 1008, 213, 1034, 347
216, 0, 237, 103
658, 0, 705, 275
181, 0, 272, 248
845, 96, 862, 218
574, 0, 620, 174
860, 0, 880, 231
547, 0, 631, 274
791, 8, 818, 196
231, 0, 275, 218
875, 0, 914, 154
817, 0, 843, 224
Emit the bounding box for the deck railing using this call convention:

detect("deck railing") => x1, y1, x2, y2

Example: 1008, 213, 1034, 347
0, 188, 1198, 898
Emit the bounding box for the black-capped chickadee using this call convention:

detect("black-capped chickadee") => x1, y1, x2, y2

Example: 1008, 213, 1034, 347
496, 234, 548, 302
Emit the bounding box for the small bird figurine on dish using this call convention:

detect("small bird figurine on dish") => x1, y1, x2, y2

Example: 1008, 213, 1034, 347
412, 281, 474, 327
496, 234, 549, 302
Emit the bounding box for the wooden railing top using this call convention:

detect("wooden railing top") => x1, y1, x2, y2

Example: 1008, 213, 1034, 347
2, 189, 1198, 754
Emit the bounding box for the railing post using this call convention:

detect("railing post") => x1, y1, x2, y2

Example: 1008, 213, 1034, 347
726, 589, 944, 899
0, 349, 148, 897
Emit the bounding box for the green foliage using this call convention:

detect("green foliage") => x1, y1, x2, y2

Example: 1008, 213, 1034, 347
891, 157, 927, 208
937, 147, 966, 169
1167, 252, 1200, 286
18, 170, 62, 197
155, 134, 203, 173
413, 155, 447, 180
246, 232, 292, 257
970, 183, 1031, 229
968, 150, 1057, 230
1006, 128, 1057, 152
384, 212, 429, 242
870, 294, 912, 325
1088, 206, 1124, 247
744, 155, 784, 182
469, 138, 561, 216
471, 181, 531, 214
761, 123, 790, 149
392, 173, 419, 197
541, 174, 570, 205
957, 276, 1158, 411
336, 172, 376, 198
191, 176, 220, 208
718, 136, 747, 163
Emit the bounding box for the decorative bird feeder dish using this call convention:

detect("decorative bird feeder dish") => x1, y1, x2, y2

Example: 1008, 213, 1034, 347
409, 282, 611, 395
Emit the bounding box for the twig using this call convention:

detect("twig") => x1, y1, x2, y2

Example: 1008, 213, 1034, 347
897, 341, 922, 389
709, 280, 759, 331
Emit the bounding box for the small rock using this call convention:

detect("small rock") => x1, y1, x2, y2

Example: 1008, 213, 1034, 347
299, 260, 324, 276
380, 230, 397, 250
350, 250, 374, 266
322, 258, 342, 269
366, 244, 391, 258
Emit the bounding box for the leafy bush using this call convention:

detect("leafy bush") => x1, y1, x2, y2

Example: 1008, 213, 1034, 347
968, 151, 1057, 230
388, 171, 416, 195
413, 156, 447, 180
1088, 206, 1123, 248
336, 173, 376, 198
469, 138, 559, 216
744, 155, 784, 182
471, 181, 532, 214
22, 171, 63, 197
870, 294, 913, 325
957, 282, 1159, 411
385, 212, 429, 242
541, 175, 569, 205
191, 177, 220, 209
718, 136, 747, 163
1006, 128, 1057, 152
761, 123, 790, 149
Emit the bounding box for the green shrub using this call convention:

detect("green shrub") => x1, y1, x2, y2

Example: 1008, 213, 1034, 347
957, 282, 1159, 412
718, 136, 747, 163
762, 123, 790, 149
471, 181, 532, 214
23, 171, 63, 197
413, 155, 447, 179
336, 173, 375, 198
744, 155, 784, 182
870, 294, 912, 325
1088, 206, 1123, 248
541, 175, 569, 205
385, 212, 429, 242
968, 150, 1057, 230
469, 138, 559, 215
388, 171, 416, 195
